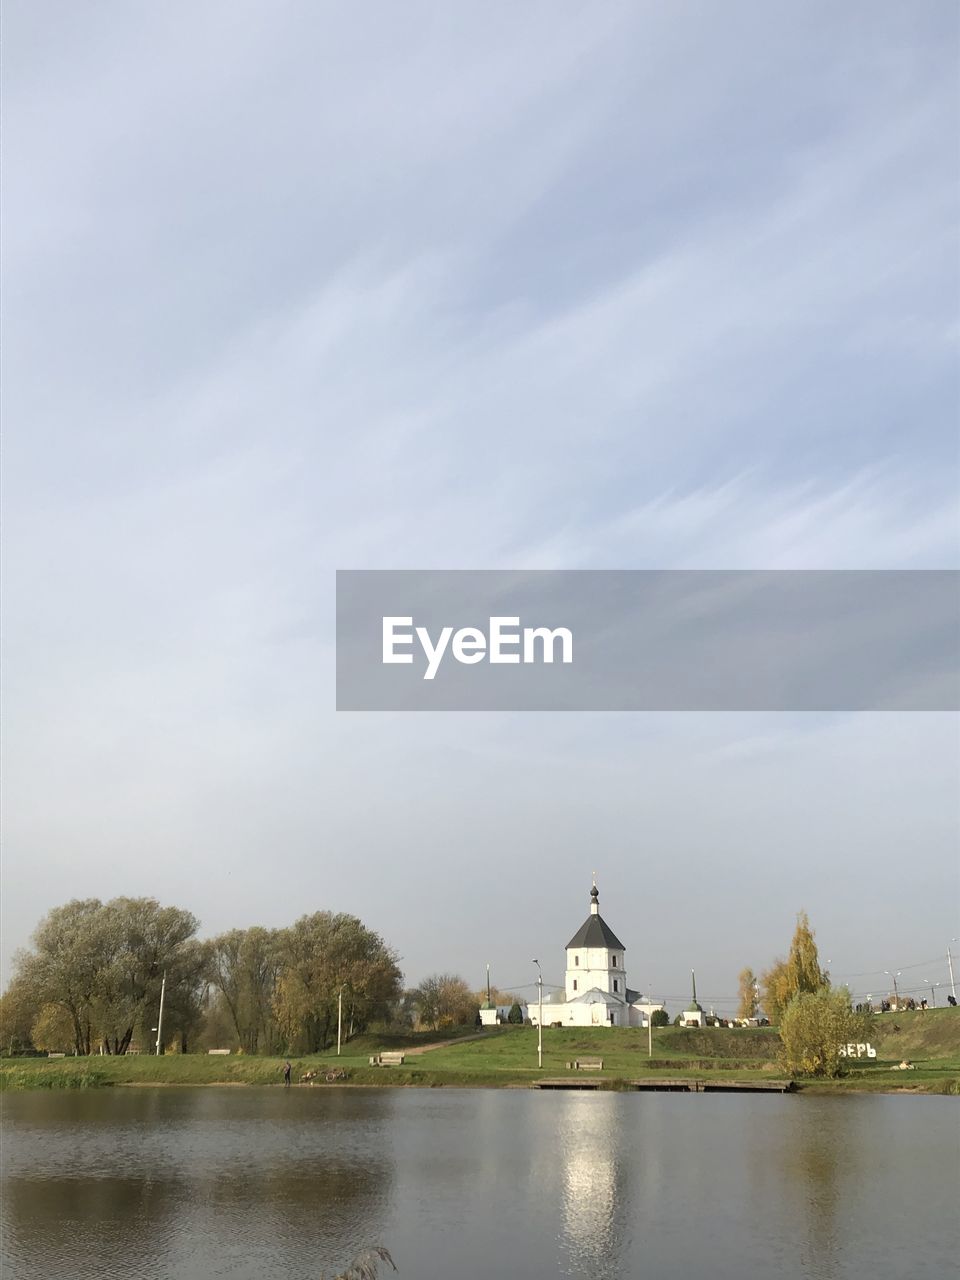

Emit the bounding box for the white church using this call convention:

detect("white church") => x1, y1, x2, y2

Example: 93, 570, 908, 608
483, 883, 665, 1029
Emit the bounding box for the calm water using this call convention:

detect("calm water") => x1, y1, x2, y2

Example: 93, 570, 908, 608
1, 1088, 957, 1279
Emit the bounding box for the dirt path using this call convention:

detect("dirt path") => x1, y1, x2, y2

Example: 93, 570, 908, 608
403, 1031, 490, 1056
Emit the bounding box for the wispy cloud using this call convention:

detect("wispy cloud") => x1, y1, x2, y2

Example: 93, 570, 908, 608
2, 2, 957, 995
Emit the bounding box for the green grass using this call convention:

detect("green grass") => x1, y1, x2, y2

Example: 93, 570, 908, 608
801, 1007, 960, 1095
404, 1026, 785, 1084
869, 1006, 960, 1060
3, 1011, 957, 1094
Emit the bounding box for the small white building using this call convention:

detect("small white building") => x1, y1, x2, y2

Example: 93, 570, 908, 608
526, 884, 664, 1029
478, 967, 526, 1026
479, 1003, 526, 1026
677, 971, 706, 1028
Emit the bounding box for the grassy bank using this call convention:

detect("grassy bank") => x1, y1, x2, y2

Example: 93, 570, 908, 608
3, 1011, 957, 1094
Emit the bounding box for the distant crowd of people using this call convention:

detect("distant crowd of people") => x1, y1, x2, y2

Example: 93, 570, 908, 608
855, 994, 957, 1014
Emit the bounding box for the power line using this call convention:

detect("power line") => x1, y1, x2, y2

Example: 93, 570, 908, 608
838, 956, 948, 979
484, 951, 955, 1007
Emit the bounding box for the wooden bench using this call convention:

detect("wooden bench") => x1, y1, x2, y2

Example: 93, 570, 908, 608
369, 1052, 405, 1067
566, 1058, 603, 1071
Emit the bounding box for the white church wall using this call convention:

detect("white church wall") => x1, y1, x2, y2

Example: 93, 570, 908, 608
565, 947, 627, 1001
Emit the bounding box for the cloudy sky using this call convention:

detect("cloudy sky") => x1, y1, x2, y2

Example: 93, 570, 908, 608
3, 2, 958, 1012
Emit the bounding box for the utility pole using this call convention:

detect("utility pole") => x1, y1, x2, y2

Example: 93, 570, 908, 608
648, 1014, 652, 1058
337, 985, 344, 1056
154, 972, 167, 1056
948, 947, 957, 1002
533, 959, 543, 1069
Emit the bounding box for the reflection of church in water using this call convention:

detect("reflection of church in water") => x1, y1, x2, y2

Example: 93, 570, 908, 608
558, 1095, 630, 1279
531, 883, 665, 1029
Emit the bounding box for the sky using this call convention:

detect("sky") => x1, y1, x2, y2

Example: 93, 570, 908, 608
2, 2, 958, 1014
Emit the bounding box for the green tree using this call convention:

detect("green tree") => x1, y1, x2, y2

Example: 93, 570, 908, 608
9, 897, 203, 1055
650, 1008, 670, 1028
507, 1002, 524, 1025
412, 974, 476, 1030
30, 1003, 75, 1053
273, 913, 402, 1052
787, 911, 829, 994
198, 987, 241, 1052
0, 980, 38, 1055
759, 959, 792, 1025
737, 968, 759, 1020
779, 987, 869, 1077
14, 899, 106, 1055
760, 911, 829, 1024
207, 927, 283, 1054
92, 898, 203, 1054
156, 939, 210, 1053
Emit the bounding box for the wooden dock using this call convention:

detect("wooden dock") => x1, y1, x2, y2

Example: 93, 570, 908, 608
536, 1078, 604, 1090
534, 1078, 794, 1093
631, 1078, 794, 1093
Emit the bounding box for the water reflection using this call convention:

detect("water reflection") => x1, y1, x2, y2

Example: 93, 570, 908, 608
2, 1175, 182, 1280
2, 1089, 956, 1280
555, 1095, 630, 1279
2, 1088, 395, 1280
790, 1102, 857, 1279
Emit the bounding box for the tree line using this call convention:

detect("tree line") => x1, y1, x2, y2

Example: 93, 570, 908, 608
0, 897, 404, 1056
4, 897, 870, 1076
0, 898, 522, 1057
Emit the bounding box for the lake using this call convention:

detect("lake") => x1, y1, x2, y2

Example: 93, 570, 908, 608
1, 1087, 956, 1279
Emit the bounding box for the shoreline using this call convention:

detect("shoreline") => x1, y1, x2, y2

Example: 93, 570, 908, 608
4, 1016, 956, 1096
3, 1067, 956, 1097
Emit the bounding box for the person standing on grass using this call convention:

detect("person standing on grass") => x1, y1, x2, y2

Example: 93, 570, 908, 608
282, 1060, 292, 1087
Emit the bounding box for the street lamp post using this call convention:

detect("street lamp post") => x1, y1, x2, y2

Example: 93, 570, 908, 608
532, 959, 543, 1069
337, 985, 345, 1056
884, 970, 902, 1008
154, 972, 167, 1056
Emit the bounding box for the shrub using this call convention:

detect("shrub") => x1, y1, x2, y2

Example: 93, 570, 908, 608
779, 987, 869, 1078
507, 1003, 524, 1025
650, 1009, 670, 1028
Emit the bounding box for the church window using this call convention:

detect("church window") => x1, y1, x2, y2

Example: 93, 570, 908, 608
575, 956, 579, 966
614, 979, 619, 993
612, 955, 617, 967
573, 980, 578, 991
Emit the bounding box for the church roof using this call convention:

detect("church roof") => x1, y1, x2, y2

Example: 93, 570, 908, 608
567, 987, 627, 1007
566, 912, 626, 952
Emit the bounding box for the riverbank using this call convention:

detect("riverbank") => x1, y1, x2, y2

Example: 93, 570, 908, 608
3, 1013, 958, 1094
